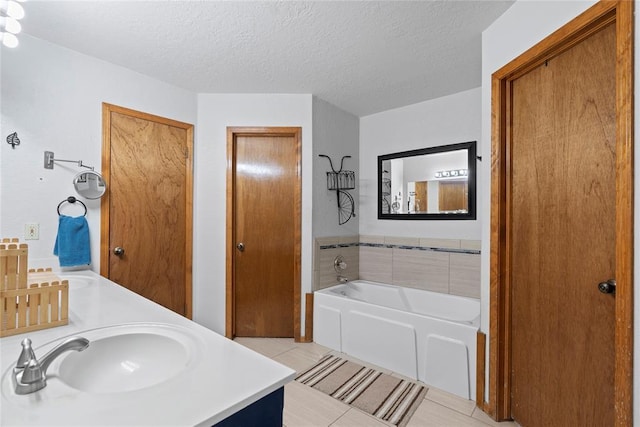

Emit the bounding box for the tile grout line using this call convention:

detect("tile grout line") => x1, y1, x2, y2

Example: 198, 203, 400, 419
420, 398, 494, 427
470, 406, 509, 427
270, 346, 302, 360
327, 408, 351, 427
234, 339, 299, 360
424, 392, 476, 417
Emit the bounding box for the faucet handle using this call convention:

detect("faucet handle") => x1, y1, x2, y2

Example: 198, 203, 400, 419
16, 338, 37, 369
20, 358, 43, 384
334, 255, 347, 272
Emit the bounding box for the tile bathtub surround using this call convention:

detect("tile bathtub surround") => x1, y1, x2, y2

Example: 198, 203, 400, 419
313, 235, 481, 298
359, 235, 480, 251
313, 235, 360, 291
360, 245, 480, 298
358, 246, 393, 284
449, 253, 482, 298
391, 248, 450, 293
460, 240, 482, 251
358, 235, 386, 245
420, 238, 461, 250
315, 246, 360, 290
383, 236, 421, 247
359, 236, 481, 298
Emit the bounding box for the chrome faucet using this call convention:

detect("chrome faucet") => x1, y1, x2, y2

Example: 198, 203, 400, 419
13, 336, 89, 395
335, 255, 349, 283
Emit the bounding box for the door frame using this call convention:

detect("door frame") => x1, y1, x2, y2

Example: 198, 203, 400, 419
100, 103, 194, 318
225, 127, 302, 340
488, 1, 633, 424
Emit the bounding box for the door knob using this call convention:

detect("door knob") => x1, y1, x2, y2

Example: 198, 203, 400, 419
113, 246, 125, 256
236, 243, 245, 252
598, 279, 616, 294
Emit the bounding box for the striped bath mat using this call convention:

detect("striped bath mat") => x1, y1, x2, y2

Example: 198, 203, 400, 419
295, 354, 426, 427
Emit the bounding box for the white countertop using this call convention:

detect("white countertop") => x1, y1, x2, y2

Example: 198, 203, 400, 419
0, 271, 296, 426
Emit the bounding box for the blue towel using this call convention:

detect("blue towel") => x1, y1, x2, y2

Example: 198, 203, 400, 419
53, 215, 91, 267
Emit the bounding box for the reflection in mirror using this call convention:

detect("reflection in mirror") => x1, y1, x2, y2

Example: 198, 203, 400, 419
378, 141, 476, 220
73, 171, 107, 199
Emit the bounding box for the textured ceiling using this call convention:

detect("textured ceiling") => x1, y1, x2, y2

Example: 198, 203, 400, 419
22, 1, 514, 117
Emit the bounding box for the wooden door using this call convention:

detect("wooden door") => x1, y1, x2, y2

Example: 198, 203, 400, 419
438, 181, 467, 212
489, 3, 633, 424
510, 22, 616, 426
414, 181, 427, 212
226, 127, 301, 338
101, 104, 193, 317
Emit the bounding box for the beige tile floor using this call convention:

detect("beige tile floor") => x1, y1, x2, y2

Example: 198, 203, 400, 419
234, 338, 516, 427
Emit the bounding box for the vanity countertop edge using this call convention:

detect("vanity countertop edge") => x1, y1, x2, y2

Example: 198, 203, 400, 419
0, 271, 296, 426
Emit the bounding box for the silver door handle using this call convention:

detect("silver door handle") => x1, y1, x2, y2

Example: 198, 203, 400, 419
236, 243, 245, 252
598, 279, 616, 294
113, 246, 125, 256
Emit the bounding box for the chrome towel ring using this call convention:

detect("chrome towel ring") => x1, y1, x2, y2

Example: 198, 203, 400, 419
57, 196, 87, 217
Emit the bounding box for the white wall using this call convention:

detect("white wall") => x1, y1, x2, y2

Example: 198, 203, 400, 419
0, 35, 196, 269
1, 36, 324, 340
358, 87, 481, 239
194, 94, 313, 334
312, 96, 360, 238
481, 0, 640, 417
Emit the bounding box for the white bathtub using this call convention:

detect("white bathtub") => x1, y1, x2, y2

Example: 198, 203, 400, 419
313, 280, 479, 399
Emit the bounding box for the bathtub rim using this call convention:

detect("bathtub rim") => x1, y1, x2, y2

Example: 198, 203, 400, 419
315, 280, 480, 327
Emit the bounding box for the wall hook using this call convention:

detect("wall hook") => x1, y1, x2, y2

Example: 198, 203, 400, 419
6, 132, 20, 149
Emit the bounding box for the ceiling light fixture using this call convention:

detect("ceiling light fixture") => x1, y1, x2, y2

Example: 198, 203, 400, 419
434, 168, 469, 180
0, 16, 21, 34
0, 0, 24, 19
0, 0, 24, 48
0, 31, 17, 48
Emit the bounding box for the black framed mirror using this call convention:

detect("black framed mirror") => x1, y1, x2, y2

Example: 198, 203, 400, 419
378, 141, 477, 220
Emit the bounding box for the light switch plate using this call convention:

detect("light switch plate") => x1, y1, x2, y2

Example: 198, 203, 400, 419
25, 223, 39, 240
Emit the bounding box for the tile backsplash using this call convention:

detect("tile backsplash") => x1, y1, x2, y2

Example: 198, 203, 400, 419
313, 236, 360, 291
313, 235, 480, 299
388, 248, 450, 293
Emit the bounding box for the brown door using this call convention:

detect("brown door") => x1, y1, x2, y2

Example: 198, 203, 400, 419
101, 104, 193, 317
226, 127, 301, 338
414, 181, 427, 212
438, 181, 467, 212
509, 23, 615, 425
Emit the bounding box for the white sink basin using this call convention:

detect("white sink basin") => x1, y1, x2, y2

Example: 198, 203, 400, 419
60, 274, 97, 290
48, 324, 200, 394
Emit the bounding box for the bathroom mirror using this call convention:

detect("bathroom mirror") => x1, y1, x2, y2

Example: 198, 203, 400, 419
378, 141, 477, 220
73, 171, 107, 199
